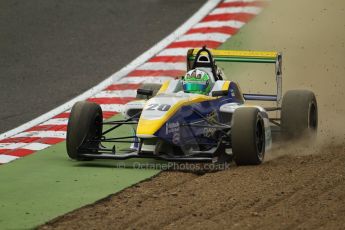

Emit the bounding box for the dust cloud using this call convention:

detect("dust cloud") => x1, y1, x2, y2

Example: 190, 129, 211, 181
225, 0, 345, 160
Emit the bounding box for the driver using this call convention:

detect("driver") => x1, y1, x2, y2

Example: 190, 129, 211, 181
182, 69, 211, 95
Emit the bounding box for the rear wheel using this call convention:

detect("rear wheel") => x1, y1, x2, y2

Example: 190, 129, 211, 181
281, 90, 318, 139
66, 101, 103, 160
232, 107, 265, 165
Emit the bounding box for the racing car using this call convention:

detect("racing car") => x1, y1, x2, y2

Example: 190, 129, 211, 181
66, 47, 318, 165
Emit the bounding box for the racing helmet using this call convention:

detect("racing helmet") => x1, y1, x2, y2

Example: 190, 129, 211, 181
182, 69, 211, 95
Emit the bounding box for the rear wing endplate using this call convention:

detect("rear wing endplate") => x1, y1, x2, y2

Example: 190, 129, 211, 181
187, 49, 283, 103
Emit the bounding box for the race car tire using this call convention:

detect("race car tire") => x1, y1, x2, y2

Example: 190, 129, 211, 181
66, 101, 103, 160
136, 83, 162, 99
232, 107, 265, 165
281, 90, 318, 139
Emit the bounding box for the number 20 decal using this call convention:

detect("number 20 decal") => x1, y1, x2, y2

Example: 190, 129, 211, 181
146, 104, 171, 111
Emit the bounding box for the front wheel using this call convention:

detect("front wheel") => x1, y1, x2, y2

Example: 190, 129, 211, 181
232, 107, 265, 165
66, 101, 103, 160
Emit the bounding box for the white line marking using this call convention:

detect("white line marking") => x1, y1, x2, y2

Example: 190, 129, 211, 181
100, 104, 126, 113
92, 90, 137, 98
118, 77, 175, 84
0, 155, 19, 164
223, 0, 256, 3
211, 6, 262, 15
158, 48, 194, 56
193, 20, 245, 29
0, 143, 51, 151
0, 0, 222, 141
0, 143, 27, 149
177, 33, 230, 42
24, 143, 52, 151
12, 131, 66, 139
136, 62, 186, 71
40, 118, 69, 126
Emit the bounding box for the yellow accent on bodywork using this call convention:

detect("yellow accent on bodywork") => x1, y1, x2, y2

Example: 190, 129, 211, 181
157, 80, 170, 95
137, 95, 216, 136
192, 49, 278, 59
222, 81, 231, 91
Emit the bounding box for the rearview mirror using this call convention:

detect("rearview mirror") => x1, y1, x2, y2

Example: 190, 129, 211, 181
212, 90, 228, 97
137, 88, 153, 98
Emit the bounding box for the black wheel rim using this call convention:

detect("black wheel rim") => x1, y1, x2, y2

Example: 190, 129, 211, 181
309, 103, 317, 130
94, 114, 103, 139
255, 118, 265, 159
84, 113, 103, 152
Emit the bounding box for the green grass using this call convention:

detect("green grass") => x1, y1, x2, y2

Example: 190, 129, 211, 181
0, 115, 160, 229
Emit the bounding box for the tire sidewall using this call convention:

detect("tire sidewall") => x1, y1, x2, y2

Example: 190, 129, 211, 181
66, 101, 103, 160
281, 90, 318, 139
232, 107, 265, 165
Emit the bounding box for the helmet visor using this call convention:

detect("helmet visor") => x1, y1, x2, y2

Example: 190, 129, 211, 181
183, 82, 207, 92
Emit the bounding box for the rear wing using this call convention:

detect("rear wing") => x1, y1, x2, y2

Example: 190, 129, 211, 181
187, 48, 283, 103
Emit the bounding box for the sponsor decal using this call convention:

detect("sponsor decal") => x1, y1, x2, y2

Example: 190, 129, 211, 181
203, 127, 217, 138
206, 111, 217, 123
145, 103, 171, 111
172, 132, 180, 145
166, 121, 180, 135
166, 122, 180, 145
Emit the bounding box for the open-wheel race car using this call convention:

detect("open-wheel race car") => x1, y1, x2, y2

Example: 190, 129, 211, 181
66, 47, 318, 165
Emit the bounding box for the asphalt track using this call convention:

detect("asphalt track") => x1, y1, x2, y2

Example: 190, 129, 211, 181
0, 0, 205, 134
